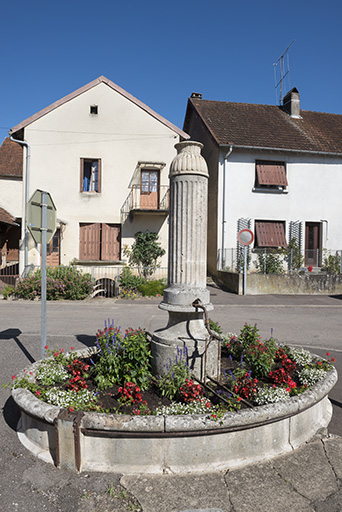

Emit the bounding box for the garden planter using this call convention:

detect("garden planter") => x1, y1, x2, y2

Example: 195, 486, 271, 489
12, 347, 338, 474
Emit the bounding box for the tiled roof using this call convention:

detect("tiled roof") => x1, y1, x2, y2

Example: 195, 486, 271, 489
0, 138, 23, 177
0, 207, 17, 225
185, 98, 342, 154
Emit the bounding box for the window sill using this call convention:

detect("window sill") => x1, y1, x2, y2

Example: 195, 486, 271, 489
75, 260, 125, 265
80, 191, 101, 195
252, 187, 288, 194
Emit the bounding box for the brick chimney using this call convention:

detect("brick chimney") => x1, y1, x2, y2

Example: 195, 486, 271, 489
282, 87, 300, 118
191, 92, 202, 99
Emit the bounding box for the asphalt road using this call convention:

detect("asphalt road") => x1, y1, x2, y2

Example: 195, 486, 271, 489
0, 290, 342, 511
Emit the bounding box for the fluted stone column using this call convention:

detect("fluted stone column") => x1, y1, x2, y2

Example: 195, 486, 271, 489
151, 141, 220, 379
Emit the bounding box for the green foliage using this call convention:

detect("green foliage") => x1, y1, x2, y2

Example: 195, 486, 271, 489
322, 252, 341, 275
92, 324, 152, 390
15, 266, 94, 300
209, 319, 223, 335
255, 249, 284, 274
127, 231, 165, 277
138, 279, 166, 297
2, 285, 14, 299
157, 347, 191, 400
282, 238, 304, 271
119, 267, 146, 290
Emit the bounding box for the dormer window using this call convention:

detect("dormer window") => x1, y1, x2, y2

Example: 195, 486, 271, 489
90, 105, 98, 115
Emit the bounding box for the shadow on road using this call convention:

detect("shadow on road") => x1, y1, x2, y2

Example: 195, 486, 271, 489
0, 328, 35, 364
76, 334, 96, 347
2, 396, 21, 432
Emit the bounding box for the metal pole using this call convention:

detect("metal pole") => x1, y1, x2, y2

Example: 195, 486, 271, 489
41, 192, 47, 358
243, 245, 247, 295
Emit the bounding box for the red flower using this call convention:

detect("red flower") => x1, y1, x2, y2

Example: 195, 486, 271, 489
326, 352, 330, 356
11, 375, 16, 380
332, 358, 336, 362
44, 345, 48, 349
36, 390, 41, 396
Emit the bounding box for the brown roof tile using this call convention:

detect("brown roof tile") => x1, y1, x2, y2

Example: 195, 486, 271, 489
0, 138, 23, 177
185, 98, 342, 154
0, 207, 17, 225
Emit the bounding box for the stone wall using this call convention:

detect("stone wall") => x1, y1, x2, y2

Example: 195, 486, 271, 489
216, 271, 342, 295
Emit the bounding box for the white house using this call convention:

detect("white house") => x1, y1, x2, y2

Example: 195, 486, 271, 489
1, 76, 188, 282
183, 88, 342, 278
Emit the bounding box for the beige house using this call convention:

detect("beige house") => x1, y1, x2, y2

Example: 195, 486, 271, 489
3, 76, 188, 281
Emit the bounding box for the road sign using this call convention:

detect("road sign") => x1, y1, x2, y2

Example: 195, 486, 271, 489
238, 228, 254, 246
27, 189, 57, 244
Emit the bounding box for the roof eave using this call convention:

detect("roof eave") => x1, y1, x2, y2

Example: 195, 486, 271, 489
219, 143, 342, 157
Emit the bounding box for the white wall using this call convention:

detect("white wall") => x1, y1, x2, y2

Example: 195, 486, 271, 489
217, 149, 342, 254
0, 178, 22, 218
20, 82, 179, 268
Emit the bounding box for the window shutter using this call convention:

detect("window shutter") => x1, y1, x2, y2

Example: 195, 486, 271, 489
256, 161, 288, 186
79, 223, 101, 260
255, 221, 287, 247
101, 224, 121, 261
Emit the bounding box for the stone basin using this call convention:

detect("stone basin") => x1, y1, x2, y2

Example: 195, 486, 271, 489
12, 347, 338, 474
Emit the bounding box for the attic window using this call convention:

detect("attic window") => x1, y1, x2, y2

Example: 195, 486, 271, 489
255, 161, 288, 189
90, 105, 98, 115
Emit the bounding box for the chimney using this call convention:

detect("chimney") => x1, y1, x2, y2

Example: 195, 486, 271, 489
191, 92, 202, 99
282, 88, 300, 118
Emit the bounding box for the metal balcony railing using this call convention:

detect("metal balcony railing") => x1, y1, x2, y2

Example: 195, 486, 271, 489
121, 185, 169, 222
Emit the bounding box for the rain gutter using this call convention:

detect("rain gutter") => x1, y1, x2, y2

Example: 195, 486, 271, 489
220, 144, 342, 157
9, 132, 30, 276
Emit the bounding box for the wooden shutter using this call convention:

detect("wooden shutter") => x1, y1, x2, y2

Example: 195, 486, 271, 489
101, 224, 121, 261
256, 161, 288, 186
79, 223, 101, 260
255, 221, 287, 248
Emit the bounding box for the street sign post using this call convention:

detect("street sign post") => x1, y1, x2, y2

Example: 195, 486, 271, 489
27, 190, 57, 358
238, 229, 254, 295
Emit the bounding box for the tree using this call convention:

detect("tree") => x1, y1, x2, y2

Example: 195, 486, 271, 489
128, 231, 165, 277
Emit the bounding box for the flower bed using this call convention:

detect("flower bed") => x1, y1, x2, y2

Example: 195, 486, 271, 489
10, 321, 338, 473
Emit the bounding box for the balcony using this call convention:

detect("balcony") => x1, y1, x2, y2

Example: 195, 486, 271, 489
121, 185, 169, 222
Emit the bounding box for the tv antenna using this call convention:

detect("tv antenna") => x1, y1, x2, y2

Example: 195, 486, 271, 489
274, 40, 295, 105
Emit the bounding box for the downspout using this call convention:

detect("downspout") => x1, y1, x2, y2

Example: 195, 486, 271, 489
9, 132, 30, 276
221, 145, 233, 270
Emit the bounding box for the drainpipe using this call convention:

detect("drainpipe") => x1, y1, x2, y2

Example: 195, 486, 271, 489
320, 219, 328, 242
221, 146, 233, 270
9, 132, 30, 276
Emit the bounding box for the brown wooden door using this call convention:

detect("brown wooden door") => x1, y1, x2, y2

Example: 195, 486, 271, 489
305, 222, 321, 266
140, 170, 159, 209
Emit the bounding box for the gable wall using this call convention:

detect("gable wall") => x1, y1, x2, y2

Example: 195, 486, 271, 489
20, 83, 180, 267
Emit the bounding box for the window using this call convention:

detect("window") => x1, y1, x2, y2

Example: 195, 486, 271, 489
255, 161, 288, 190
90, 105, 98, 114
255, 221, 287, 248
79, 223, 121, 261
80, 159, 101, 193
46, 229, 60, 266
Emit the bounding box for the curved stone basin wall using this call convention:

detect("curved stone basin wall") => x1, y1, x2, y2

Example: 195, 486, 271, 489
12, 348, 338, 474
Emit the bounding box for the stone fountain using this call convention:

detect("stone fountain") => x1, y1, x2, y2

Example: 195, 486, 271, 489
151, 140, 220, 380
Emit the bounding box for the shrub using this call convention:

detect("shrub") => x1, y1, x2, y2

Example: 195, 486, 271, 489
255, 249, 284, 274
126, 231, 165, 278
322, 252, 341, 275
15, 266, 93, 300
2, 285, 15, 299
92, 322, 152, 390
138, 279, 166, 297
119, 267, 145, 290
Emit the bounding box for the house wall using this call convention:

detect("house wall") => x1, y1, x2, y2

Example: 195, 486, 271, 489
20, 82, 180, 270
0, 177, 23, 218
213, 148, 342, 275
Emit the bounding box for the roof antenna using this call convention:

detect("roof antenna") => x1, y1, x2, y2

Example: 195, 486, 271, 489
274, 40, 295, 105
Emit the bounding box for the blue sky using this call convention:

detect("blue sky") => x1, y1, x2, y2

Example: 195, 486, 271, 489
1, 0, 341, 143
